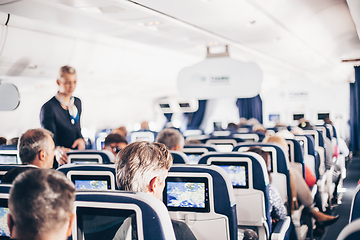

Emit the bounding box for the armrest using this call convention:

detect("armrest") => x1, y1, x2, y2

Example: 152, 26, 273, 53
270, 216, 291, 240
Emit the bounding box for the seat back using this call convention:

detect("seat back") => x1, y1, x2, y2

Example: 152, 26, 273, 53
232, 133, 260, 142
0, 145, 20, 164
201, 137, 244, 152
349, 185, 360, 222
294, 135, 319, 179
286, 139, 305, 178
57, 164, 117, 190
183, 145, 217, 164
74, 191, 176, 240
198, 152, 270, 239
170, 151, 189, 164
165, 164, 237, 240
67, 150, 114, 164
337, 218, 360, 240
233, 143, 291, 208
129, 130, 156, 143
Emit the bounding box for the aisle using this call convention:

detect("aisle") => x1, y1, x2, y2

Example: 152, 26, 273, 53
320, 157, 360, 240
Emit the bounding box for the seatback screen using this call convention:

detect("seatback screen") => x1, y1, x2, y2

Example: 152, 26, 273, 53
71, 158, 99, 164
0, 154, 17, 164
71, 175, 111, 190
164, 176, 210, 212
212, 161, 249, 188
77, 207, 137, 240
0, 199, 9, 237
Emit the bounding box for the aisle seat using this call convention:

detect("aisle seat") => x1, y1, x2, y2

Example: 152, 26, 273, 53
165, 164, 237, 240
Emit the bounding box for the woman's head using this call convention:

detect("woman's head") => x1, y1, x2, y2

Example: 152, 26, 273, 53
263, 135, 288, 149
57, 66, 77, 97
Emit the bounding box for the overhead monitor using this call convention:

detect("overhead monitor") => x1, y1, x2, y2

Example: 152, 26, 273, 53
211, 161, 249, 189
269, 114, 280, 122
0, 199, 10, 237
318, 113, 329, 120
293, 114, 304, 121
76, 205, 137, 240
163, 176, 210, 213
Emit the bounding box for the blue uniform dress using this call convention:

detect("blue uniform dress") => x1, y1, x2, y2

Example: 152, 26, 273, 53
40, 96, 83, 148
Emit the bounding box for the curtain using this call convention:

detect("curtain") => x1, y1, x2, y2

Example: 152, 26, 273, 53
350, 66, 360, 153
164, 113, 173, 123
187, 100, 207, 129
236, 94, 263, 123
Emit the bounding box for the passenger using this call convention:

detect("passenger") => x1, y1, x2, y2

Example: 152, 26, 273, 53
103, 133, 128, 157
155, 128, 184, 151
184, 139, 202, 145
226, 122, 238, 133
40, 65, 85, 165
114, 141, 197, 240
247, 147, 287, 225
263, 135, 339, 227
247, 118, 260, 126
0, 137, 6, 146
252, 124, 268, 141
140, 121, 150, 130
6, 137, 18, 146
7, 169, 75, 240
113, 126, 128, 137
2, 128, 55, 184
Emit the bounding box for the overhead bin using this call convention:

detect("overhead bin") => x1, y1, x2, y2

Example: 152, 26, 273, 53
0, 14, 75, 78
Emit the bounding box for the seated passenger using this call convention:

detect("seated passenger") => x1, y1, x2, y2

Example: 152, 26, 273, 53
6, 137, 18, 146
263, 135, 338, 227
7, 169, 76, 240
156, 128, 184, 151
0, 136, 6, 146
2, 128, 55, 184
113, 126, 128, 138
103, 133, 128, 157
247, 147, 287, 225
114, 141, 197, 240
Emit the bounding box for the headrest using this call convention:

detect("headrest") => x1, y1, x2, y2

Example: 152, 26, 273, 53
170, 151, 189, 164
67, 150, 114, 164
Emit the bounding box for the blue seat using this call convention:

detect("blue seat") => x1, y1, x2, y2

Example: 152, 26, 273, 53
337, 218, 360, 240
66, 150, 114, 164
233, 143, 291, 209
199, 152, 294, 240
166, 164, 237, 240
74, 191, 176, 240
349, 184, 360, 222
170, 150, 189, 164
286, 139, 305, 178
57, 164, 117, 190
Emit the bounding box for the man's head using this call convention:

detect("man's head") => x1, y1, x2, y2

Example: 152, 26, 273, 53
18, 128, 55, 168
155, 128, 184, 151
115, 141, 173, 199
57, 65, 77, 97
103, 133, 128, 156
8, 169, 76, 240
